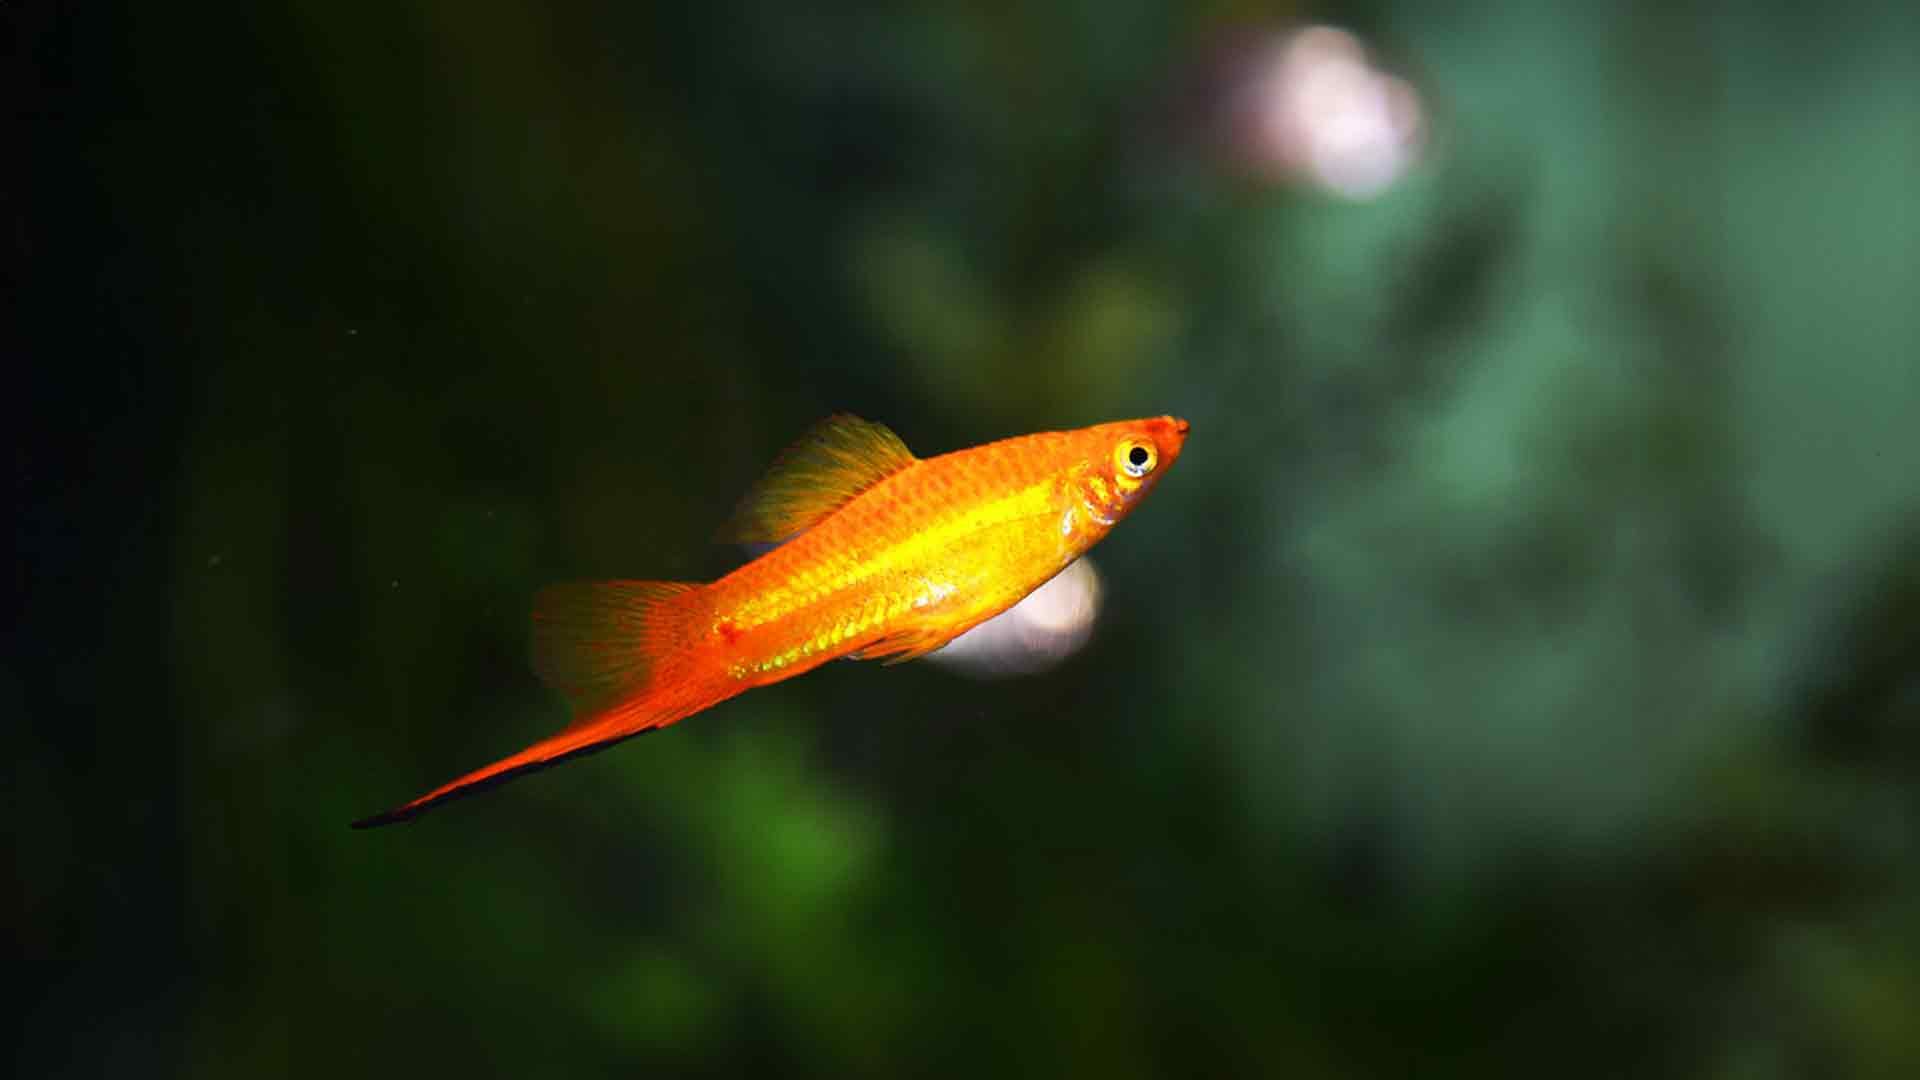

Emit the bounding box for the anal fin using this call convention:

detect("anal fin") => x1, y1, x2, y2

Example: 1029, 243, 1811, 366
850, 626, 954, 666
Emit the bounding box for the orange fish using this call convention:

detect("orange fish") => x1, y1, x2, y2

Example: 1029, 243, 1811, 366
353, 414, 1189, 827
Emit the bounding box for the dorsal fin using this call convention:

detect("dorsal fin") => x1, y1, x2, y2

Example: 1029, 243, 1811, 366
719, 414, 917, 543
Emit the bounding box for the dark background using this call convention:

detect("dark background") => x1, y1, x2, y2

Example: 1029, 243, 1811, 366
11, 1, 1920, 1075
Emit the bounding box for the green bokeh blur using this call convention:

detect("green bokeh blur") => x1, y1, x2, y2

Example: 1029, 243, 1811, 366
14, 1, 1920, 1076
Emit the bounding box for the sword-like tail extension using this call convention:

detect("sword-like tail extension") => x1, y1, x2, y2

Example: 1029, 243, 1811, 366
351, 580, 731, 828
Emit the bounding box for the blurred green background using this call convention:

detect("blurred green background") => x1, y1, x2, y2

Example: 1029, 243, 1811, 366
12, 0, 1920, 1075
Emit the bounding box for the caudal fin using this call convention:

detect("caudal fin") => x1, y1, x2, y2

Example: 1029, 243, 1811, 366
351, 580, 721, 828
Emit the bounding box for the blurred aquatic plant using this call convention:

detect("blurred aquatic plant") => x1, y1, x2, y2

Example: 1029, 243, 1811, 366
19, 0, 1920, 1076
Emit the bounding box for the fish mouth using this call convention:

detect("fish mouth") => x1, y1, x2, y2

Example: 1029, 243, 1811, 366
1152, 415, 1190, 465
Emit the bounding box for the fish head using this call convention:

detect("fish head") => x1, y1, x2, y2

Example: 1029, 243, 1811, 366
1065, 415, 1190, 536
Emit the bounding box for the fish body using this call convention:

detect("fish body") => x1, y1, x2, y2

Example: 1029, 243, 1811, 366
354, 414, 1188, 827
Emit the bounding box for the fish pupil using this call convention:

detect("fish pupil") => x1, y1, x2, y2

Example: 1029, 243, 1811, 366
1128, 445, 1149, 468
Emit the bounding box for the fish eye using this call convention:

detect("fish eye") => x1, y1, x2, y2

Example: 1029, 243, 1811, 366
1117, 440, 1156, 479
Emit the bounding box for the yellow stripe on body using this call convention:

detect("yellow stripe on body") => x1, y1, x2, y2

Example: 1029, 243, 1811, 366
718, 456, 1062, 680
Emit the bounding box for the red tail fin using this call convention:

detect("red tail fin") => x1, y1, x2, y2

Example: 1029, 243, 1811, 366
352, 580, 723, 828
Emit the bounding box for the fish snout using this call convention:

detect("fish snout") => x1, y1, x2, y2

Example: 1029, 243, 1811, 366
1152, 415, 1190, 466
